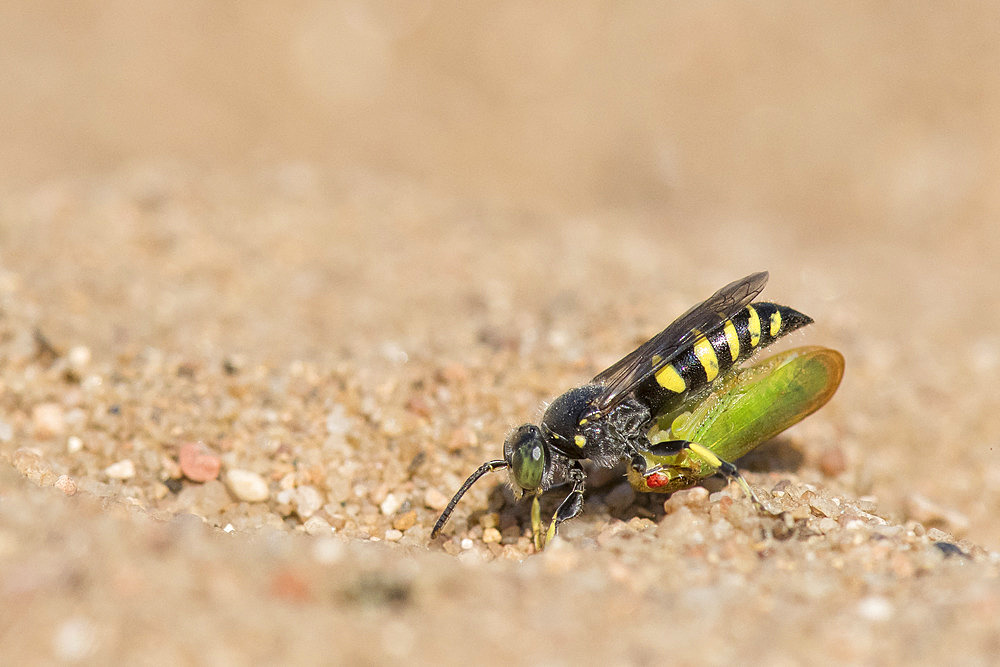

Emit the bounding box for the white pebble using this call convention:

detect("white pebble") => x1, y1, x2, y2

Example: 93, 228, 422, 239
104, 459, 135, 480
67, 345, 91, 370
33, 403, 65, 438
380, 493, 402, 516
224, 469, 270, 502
385, 529, 403, 541
303, 515, 332, 535
325, 404, 350, 437
292, 486, 324, 519
67, 435, 83, 453
461, 538, 474, 550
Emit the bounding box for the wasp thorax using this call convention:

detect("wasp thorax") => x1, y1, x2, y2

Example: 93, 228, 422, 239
504, 424, 546, 491
540, 385, 604, 440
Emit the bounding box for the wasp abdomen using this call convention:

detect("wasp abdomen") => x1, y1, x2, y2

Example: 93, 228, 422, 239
639, 302, 812, 412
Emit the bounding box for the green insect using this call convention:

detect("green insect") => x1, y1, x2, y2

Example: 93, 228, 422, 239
431, 272, 844, 550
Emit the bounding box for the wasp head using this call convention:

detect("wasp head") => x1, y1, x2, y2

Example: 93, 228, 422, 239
503, 423, 547, 494
430, 422, 554, 539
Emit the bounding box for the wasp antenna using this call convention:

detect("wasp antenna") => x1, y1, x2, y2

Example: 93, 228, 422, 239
430, 459, 508, 538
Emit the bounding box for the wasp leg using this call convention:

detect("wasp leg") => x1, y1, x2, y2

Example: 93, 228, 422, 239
630, 452, 667, 478
630, 453, 647, 475
531, 494, 544, 551
533, 461, 586, 550
645, 440, 763, 509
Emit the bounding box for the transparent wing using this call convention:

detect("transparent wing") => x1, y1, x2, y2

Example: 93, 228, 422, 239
590, 271, 769, 414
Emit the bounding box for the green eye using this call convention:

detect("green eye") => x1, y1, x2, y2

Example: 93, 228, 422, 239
510, 436, 545, 490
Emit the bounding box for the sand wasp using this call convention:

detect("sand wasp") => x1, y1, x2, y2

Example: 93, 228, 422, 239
432, 272, 843, 549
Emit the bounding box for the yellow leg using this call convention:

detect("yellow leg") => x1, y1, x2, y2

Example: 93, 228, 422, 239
545, 514, 558, 546
531, 463, 587, 551
530, 500, 570, 550
687, 441, 762, 508
531, 494, 544, 551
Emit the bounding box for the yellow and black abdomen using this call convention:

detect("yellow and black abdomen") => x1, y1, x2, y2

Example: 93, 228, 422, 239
634, 302, 813, 415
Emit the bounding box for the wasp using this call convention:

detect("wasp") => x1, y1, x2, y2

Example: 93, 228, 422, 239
431, 272, 844, 550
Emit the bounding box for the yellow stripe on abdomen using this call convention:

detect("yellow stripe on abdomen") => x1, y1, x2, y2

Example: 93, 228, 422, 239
723, 319, 740, 361
770, 309, 782, 337
655, 364, 687, 393
747, 306, 761, 347
692, 334, 719, 382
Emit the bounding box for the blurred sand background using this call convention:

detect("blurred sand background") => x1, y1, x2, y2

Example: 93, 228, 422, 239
2, 2, 1000, 664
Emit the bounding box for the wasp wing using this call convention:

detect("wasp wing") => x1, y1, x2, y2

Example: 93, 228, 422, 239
590, 271, 769, 414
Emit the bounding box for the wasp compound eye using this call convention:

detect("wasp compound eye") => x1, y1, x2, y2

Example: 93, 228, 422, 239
507, 425, 546, 491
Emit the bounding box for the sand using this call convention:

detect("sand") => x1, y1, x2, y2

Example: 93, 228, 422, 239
2, 4, 999, 664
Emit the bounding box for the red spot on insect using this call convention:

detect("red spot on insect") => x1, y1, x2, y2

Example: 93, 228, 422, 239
645, 472, 669, 488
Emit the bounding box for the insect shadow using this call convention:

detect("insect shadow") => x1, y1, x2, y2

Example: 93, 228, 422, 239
734, 436, 805, 474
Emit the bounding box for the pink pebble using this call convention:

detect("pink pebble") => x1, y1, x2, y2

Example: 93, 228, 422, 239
178, 441, 221, 482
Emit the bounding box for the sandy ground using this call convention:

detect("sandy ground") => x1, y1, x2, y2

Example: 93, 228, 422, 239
2, 3, 1000, 665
